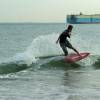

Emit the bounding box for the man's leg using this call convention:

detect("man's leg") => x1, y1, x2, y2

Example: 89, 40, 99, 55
66, 41, 80, 56
60, 43, 68, 56
71, 47, 80, 55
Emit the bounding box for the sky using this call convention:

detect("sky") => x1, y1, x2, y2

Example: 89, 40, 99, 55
0, 0, 100, 22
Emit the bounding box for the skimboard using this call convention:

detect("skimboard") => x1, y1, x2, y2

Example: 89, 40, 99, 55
64, 52, 90, 63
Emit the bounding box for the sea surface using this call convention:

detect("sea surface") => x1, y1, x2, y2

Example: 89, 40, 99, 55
0, 23, 100, 100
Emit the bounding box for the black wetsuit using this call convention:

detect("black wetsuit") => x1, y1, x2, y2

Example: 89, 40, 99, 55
59, 30, 73, 56
59, 30, 70, 43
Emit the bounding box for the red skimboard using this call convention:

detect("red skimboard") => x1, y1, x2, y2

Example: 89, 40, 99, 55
64, 52, 90, 63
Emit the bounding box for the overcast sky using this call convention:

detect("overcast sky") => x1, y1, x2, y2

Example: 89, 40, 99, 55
0, 0, 100, 22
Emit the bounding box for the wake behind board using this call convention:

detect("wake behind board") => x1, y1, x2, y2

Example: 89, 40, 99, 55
64, 52, 90, 63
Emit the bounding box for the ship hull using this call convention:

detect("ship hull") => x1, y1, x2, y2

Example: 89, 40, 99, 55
67, 15, 100, 24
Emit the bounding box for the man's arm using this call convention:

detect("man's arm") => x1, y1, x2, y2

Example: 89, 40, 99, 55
68, 32, 71, 38
56, 36, 60, 44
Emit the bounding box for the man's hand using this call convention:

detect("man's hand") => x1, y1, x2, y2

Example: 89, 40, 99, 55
56, 40, 58, 44
69, 32, 71, 36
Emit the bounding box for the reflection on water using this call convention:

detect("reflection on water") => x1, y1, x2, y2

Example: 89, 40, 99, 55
63, 70, 100, 100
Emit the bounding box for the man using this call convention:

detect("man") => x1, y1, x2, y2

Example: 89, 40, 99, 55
56, 25, 80, 56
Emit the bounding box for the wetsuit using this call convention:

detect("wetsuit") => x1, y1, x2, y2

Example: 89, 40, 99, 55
59, 30, 73, 56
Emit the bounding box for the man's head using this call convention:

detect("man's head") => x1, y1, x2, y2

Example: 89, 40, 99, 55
67, 25, 73, 32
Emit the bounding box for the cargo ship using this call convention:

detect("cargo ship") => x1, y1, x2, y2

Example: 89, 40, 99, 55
67, 12, 100, 24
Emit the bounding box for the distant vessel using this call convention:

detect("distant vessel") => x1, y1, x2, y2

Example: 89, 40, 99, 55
67, 12, 100, 24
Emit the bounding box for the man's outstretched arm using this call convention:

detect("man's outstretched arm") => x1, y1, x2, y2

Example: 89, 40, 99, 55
56, 36, 60, 44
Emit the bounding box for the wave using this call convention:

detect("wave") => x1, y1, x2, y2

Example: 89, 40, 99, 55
35, 54, 100, 70
36, 57, 82, 70
0, 52, 36, 74
0, 62, 29, 74
0, 33, 100, 74
0, 54, 100, 74
93, 58, 100, 69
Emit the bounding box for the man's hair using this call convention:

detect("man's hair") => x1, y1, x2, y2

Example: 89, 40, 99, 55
67, 25, 73, 30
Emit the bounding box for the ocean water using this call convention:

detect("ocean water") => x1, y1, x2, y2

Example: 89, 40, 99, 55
0, 23, 100, 100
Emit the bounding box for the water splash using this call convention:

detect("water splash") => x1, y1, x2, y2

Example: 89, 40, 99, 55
26, 33, 63, 58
